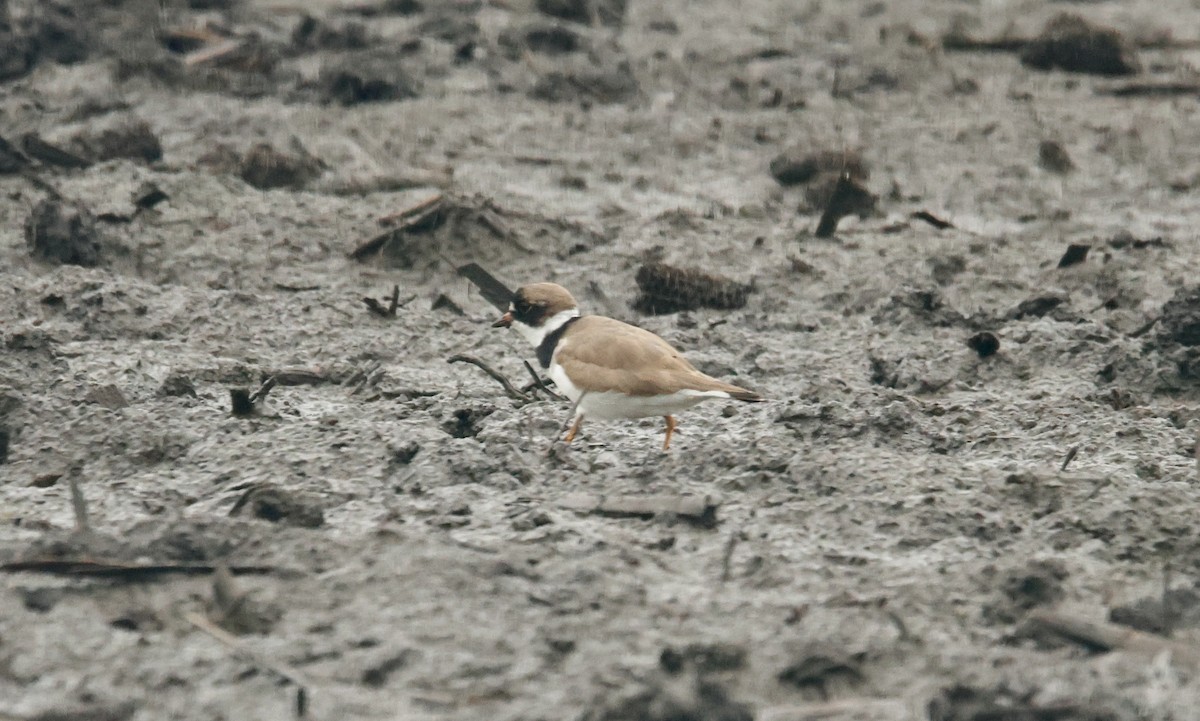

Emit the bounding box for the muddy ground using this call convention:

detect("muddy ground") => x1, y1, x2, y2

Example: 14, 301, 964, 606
4, 0, 1200, 719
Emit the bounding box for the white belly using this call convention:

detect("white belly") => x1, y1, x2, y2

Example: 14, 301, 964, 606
548, 360, 729, 420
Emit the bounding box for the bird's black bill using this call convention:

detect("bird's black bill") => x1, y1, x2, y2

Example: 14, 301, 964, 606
457, 262, 515, 312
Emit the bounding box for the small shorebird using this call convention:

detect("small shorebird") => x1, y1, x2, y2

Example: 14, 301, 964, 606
493, 282, 763, 449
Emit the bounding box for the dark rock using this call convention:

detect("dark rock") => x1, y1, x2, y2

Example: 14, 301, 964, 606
25, 200, 101, 266
967, 331, 1000, 358
1021, 13, 1140, 76
0, 134, 28, 172
660, 643, 747, 674
239, 142, 323, 190
536, 0, 627, 27
983, 559, 1068, 624
1039, 140, 1075, 174
1057, 243, 1090, 268
291, 14, 371, 52
362, 648, 418, 687
318, 51, 420, 105
72, 119, 163, 164
770, 149, 868, 186
0, 425, 8, 463
158, 373, 197, 398
499, 21, 584, 58
1160, 285, 1200, 346
21, 133, 91, 169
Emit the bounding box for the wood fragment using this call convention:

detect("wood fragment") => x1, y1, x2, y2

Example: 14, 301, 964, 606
457, 262, 515, 312
1099, 82, 1200, 98
183, 39, 246, 68
1128, 316, 1160, 338
377, 192, 444, 227
20, 133, 91, 169
1057, 243, 1090, 268
248, 376, 277, 404
910, 210, 954, 230
1028, 609, 1200, 669
556, 493, 720, 527
1061, 445, 1078, 471
349, 195, 446, 260
184, 611, 310, 718
0, 559, 277, 578
447, 354, 531, 402
272, 368, 329, 386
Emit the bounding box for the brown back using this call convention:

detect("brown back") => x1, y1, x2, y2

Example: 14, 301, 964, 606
556, 316, 759, 398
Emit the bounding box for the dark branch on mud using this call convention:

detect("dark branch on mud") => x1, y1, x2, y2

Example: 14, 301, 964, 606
448, 354, 531, 402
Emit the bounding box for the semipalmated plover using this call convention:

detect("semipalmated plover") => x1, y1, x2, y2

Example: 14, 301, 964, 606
493, 282, 763, 449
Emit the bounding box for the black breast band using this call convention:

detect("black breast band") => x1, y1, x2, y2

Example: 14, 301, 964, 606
536, 317, 579, 369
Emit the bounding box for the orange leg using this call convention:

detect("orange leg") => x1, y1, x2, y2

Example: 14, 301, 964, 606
564, 415, 584, 443
662, 415, 677, 451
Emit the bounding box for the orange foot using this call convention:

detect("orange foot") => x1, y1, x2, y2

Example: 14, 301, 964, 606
662, 415, 676, 451
564, 415, 584, 443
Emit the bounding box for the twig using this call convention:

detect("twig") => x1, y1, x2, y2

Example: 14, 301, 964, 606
1061, 445, 1078, 471
248, 376, 277, 404
363, 284, 411, 317
758, 698, 909, 721
185, 611, 310, 718
1129, 316, 1160, 338
522, 360, 566, 401
349, 195, 445, 260
447, 354, 530, 402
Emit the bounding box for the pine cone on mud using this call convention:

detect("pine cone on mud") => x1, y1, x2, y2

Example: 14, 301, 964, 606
632, 262, 753, 315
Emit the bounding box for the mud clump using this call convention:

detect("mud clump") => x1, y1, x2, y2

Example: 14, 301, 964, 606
770, 149, 868, 186
0, 0, 89, 82
1039, 140, 1074, 174
633, 262, 753, 315
0, 134, 27, 172
25, 200, 102, 266
1110, 586, 1200, 635
239, 142, 324, 190
536, 0, 628, 28
317, 50, 421, 105
1160, 285, 1200, 346
1021, 14, 1140, 76
229, 484, 326, 528
813, 173, 876, 237
71, 118, 163, 164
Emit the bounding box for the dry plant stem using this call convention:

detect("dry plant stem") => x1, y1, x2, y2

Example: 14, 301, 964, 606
447, 354, 530, 401
184, 611, 310, 718
523, 360, 565, 400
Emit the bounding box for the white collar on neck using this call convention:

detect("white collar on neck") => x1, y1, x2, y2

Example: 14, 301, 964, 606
513, 308, 579, 348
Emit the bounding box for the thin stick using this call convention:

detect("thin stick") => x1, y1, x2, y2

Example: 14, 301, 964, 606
248, 376, 277, 404
184, 611, 310, 718
720, 531, 739, 583
447, 354, 529, 401
522, 360, 565, 401
1028, 610, 1200, 669
1061, 445, 1078, 471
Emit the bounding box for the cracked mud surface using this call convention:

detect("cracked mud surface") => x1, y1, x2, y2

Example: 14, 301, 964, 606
4, 0, 1200, 719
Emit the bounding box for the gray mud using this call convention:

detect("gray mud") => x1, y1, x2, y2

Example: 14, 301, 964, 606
4, 0, 1200, 719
